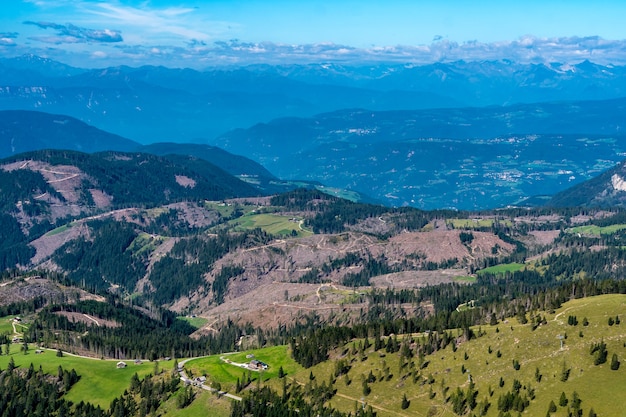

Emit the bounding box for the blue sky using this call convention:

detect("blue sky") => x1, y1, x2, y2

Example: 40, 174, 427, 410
2, 0, 626, 68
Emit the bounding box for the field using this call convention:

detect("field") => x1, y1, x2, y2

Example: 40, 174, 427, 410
1, 295, 625, 416
567, 224, 626, 236
178, 294, 626, 417
314, 185, 363, 202
275, 294, 626, 417
0, 347, 156, 408
129, 232, 166, 256
231, 213, 312, 237
477, 262, 526, 275
159, 389, 231, 417
0, 315, 18, 335
184, 345, 304, 392
446, 218, 512, 229
45, 223, 73, 236
453, 275, 477, 283
177, 315, 209, 329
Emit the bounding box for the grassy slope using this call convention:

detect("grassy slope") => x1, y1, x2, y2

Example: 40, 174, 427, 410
298, 294, 626, 417
185, 345, 304, 392
180, 294, 626, 416
1, 295, 625, 415
231, 213, 312, 237
477, 262, 526, 275
177, 316, 209, 329
159, 389, 231, 417
0, 347, 155, 409
0, 315, 17, 335
567, 224, 626, 236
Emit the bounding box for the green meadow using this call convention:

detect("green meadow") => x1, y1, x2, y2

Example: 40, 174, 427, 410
0, 347, 155, 409
447, 218, 512, 229
167, 295, 626, 416
158, 389, 231, 417
567, 224, 626, 236
0, 315, 19, 335
1, 295, 625, 416
185, 345, 304, 392
477, 262, 526, 275
177, 315, 209, 329
231, 213, 312, 237
45, 223, 73, 236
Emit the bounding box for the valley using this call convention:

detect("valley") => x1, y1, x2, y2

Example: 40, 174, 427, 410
2, 52, 626, 417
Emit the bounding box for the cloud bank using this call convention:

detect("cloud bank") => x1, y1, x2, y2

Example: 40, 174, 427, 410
0, 32, 19, 47
104, 36, 626, 68
23, 21, 123, 43
3, 32, 626, 68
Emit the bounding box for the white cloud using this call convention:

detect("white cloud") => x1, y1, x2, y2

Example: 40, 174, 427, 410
84, 3, 230, 43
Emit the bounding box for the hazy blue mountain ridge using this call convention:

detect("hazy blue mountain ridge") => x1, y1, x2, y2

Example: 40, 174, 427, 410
2, 56, 626, 143
0, 110, 140, 157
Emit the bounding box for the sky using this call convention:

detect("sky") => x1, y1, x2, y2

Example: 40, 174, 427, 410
2, 0, 626, 68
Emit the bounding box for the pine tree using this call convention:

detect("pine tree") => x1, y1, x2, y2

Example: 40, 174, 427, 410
611, 353, 620, 370
548, 400, 557, 413
401, 393, 410, 409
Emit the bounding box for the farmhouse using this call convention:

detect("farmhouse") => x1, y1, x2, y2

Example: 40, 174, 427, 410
249, 359, 268, 370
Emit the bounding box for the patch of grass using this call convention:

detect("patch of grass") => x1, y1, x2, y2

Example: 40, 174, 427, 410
315, 186, 362, 202
0, 347, 153, 409
128, 232, 165, 256
447, 218, 512, 229
453, 275, 477, 283
45, 223, 72, 236
186, 345, 303, 392
567, 224, 626, 236
231, 213, 311, 237
177, 316, 209, 329
477, 262, 525, 275
0, 315, 17, 335
158, 388, 232, 417
267, 294, 626, 417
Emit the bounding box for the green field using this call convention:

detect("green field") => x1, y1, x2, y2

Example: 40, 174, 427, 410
45, 223, 73, 236
0, 347, 155, 409
159, 389, 231, 417
1, 295, 625, 416
453, 275, 477, 283
477, 262, 526, 275
144, 295, 626, 416
314, 186, 363, 202
270, 294, 626, 417
185, 345, 304, 392
128, 232, 165, 256
447, 218, 512, 229
177, 315, 209, 329
231, 213, 312, 237
0, 315, 18, 335
567, 224, 626, 236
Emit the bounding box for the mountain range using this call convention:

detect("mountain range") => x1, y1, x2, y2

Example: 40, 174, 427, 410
3, 55, 626, 144
3, 54, 626, 417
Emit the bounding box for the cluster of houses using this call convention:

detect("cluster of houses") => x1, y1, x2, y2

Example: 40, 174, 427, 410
116, 360, 143, 368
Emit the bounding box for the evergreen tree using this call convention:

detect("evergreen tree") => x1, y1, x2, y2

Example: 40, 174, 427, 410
548, 400, 557, 413
401, 393, 410, 410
